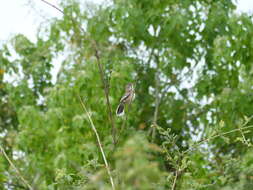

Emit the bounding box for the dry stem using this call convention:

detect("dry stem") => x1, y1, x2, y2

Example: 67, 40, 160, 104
78, 95, 115, 190
40, 0, 117, 145
171, 170, 178, 190
0, 145, 33, 190
183, 124, 253, 155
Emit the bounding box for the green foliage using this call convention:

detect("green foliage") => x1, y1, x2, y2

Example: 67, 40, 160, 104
1, 0, 253, 189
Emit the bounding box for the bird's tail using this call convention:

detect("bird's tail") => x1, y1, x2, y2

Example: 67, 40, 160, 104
116, 103, 125, 116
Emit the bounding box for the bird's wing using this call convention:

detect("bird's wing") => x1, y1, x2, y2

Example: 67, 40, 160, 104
120, 92, 131, 103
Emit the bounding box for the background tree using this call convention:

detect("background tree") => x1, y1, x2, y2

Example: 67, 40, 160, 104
1, 0, 253, 189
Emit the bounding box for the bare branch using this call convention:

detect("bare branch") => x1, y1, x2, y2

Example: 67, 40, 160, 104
151, 54, 161, 142
78, 95, 115, 190
93, 43, 117, 146
40, 0, 117, 145
0, 145, 33, 190
116, 102, 132, 145
182, 118, 253, 155
40, 0, 64, 14
171, 170, 178, 190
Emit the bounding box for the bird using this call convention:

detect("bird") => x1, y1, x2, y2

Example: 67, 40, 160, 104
116, 83, 135, 116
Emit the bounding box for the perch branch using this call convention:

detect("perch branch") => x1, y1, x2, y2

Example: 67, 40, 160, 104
40, 0, 117, 145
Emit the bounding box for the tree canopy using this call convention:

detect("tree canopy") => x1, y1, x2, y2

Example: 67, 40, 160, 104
1, 0, 253, 189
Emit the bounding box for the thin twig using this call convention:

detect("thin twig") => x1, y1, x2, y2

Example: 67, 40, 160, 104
171, 170, 178, 190
182, 125, 253, 155
238, 127, 249, 145
151, 55, 160, 142
170, 117, 253, 189
78, 95, 115, 190
116, 102, 131, 144
40, 0, 64, 14
40, 0, 117, 146
151, 72, 160, 142
116, 114, 127, 145
238, 123, 250, 146
94, 45, 117, 146
0, 145, 33, 190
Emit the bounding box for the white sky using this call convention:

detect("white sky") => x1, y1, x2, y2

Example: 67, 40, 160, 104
0, 0, 61, 43
0, 0, 253, 44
